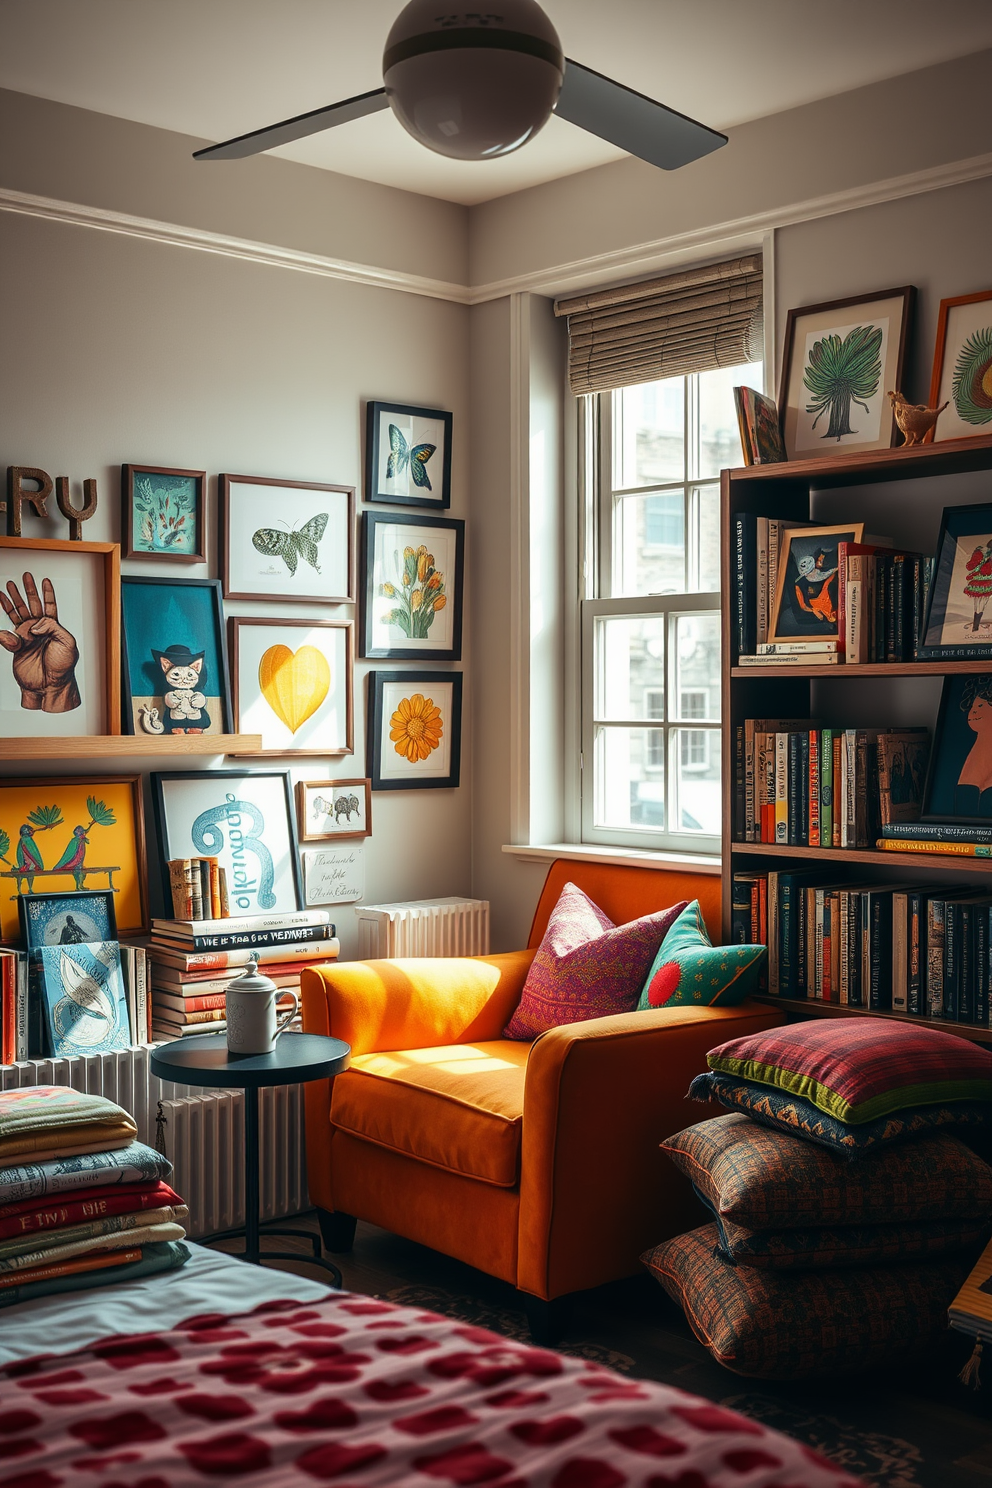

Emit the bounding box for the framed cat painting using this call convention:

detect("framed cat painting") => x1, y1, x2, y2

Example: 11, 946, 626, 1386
120, 576, 232, 737
220, 474, 355, 604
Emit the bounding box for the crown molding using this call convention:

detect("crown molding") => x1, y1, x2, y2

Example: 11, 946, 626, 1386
0, 186, 474, 304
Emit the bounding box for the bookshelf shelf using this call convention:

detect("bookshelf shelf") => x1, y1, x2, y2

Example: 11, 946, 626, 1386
0, 734, 263, 760
722, 435, 992, 1039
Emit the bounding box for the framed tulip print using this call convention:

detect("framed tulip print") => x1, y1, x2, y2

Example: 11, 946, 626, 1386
220, 474, 355, 604
928, 290, 992, 443
368, 670, 462, 790
366, 400, 452, 509
779, 287, 915, 460
121, 576, 231, 737
122, 463, 206, 561
229, 617, 354, 757
361, 511, 464, 661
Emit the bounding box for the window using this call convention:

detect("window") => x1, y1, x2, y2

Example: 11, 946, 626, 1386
579, 361, 759, 853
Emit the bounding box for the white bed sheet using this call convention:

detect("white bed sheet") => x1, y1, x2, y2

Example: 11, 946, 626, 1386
0, 1242, 330, 1365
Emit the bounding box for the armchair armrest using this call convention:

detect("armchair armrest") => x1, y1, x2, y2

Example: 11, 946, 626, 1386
516, 1001, 784, 1300
301, 951, 534, 1057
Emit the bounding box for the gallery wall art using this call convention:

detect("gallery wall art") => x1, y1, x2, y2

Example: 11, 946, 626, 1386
367, 671, 462, 790
296, 778, 371, 842
361, 511, 464, 661
122, 464, 206, 561
121, 575, 231, 737
229, 617, 353, 757
220, 474, 354, 604
928, 290, 992, 443
366, 400, 452, 509
0, 537, 120, 738
38, 940, 131, 1057
19, 889, 118, 951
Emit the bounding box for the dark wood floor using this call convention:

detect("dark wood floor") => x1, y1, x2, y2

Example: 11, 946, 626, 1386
207, 1213, 992, 1488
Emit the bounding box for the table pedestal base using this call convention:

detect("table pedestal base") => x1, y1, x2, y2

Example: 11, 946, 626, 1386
209, 1218, 343, 1288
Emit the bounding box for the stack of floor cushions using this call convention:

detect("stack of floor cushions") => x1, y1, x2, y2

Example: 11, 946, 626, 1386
0, 1085, 190, 1308
642, 1018, 992, 1379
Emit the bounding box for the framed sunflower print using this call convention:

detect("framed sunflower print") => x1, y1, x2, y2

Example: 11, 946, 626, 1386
928, 290, 992, 443
229, 616, 354, 757
366, 400, 452, 509
220, 474, 355, 604
361, 511, 464, 661
122, 463, 206, 561
779, 286, 915, 460
367, 671, 462, 790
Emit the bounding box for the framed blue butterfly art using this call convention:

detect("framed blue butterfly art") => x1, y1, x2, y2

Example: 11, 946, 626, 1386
221, 474, 355, 604
365, 400, 452, 509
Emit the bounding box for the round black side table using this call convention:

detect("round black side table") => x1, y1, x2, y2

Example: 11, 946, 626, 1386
151, 1030, 350, 1286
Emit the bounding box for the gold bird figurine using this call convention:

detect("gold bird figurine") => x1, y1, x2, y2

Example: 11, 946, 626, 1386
887, 390, 949, 446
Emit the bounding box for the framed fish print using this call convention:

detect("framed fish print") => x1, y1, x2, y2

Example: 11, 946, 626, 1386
220, 474, 355, 604
229, 617, 354, 757
152, 769, 303, 916
767, 523, 865, 643
121, 463, 206, 561
0, 537, 120, 738
361, 512, 464, 661
296, 778, 372, 842
19, 889, 118, 952
366, 400, 452, 509
121, 576, 231, 737
38, 940, 131, 1056
779, 287, 915, 461
928, 290, 992, 443
0, 775, 147, 944
368, 671, 462, 791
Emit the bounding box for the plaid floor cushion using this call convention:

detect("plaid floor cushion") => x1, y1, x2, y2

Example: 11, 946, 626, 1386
661, 1113, 992, 1229
643, 1223, 971, 1378
711, 1211, 989, 1270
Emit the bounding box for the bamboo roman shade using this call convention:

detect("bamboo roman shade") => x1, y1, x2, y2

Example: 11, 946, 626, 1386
554, 253, 763, 395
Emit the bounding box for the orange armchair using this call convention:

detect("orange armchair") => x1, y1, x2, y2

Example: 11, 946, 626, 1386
301, 860, 781, 1339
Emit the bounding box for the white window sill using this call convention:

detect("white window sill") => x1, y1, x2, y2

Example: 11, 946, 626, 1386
501, 842, 721, 874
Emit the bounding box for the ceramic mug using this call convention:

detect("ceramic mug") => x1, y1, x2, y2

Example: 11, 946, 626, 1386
226, 961, 299, 1055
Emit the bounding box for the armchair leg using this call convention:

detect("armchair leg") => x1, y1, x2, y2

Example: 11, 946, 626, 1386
316, 1208, 357, 1253
521, 1293, 570, 1347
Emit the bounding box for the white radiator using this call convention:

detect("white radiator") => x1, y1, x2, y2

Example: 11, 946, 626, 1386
0, 1048, 309, 1240
355, 897, 490, 958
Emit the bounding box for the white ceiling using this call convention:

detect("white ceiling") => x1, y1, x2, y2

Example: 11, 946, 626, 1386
3, 0, 992, 206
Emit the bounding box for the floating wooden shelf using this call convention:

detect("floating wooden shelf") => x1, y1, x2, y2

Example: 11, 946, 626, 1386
749, 993, 992, 1044
732, 660, 992, 679
0, 734, 263, 760
731, 841, 992, 872
729, 430, 992, 489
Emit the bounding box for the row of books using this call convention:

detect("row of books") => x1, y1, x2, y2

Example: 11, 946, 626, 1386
732, 386, 787, 466
1, 941, 149, 1064
734, 719, 929, 849
167, 857, 231, 921
148, 909, 340, 1041
734, 870, 992, 1024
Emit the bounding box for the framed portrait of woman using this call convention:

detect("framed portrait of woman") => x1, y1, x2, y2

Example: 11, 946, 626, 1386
921, 504, 992, 657
923, 674, 992, 823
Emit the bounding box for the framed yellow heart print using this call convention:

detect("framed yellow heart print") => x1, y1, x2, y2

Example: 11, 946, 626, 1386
228, 617, 353, 758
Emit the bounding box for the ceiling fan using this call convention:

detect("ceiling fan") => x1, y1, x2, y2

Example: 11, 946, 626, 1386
193, 0, 727, 173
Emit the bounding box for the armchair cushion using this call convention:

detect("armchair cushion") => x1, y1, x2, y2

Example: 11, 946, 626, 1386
504, 881, 686, 1041
637, 900, 766, 1010
330, 1040, 529, 1187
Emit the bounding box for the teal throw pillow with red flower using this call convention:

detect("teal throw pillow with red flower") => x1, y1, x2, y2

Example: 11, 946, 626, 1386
637, 900, 766, 1010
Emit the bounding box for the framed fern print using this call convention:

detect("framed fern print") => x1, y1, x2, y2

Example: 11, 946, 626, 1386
928, 290, 992, 443
365, 400, 452, 509
220, 474, 355, 604
360, 511, 464, 661
779, 287, 915, 461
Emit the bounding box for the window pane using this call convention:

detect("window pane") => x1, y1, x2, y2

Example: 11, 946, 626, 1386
693, 483, 720, 593
595, 615, 666, 720
673, 612, 720, 719
613, 379, 684, 489
672, 728, 721, 833
698, 361, 762, 477
594, 725, 665, 831
615, 493, 685, 596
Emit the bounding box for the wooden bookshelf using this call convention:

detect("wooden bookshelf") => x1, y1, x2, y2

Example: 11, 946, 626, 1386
721, 433, 992, 1037
0, 734, 263, 760
749, 993, 992, 1045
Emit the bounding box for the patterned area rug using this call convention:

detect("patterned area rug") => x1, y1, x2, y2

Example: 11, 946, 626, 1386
721, 1394, 925, 1488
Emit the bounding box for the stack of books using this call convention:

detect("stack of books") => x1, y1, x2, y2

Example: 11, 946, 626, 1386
149, 909, 339, 1041
878, 824, 992, 858
734, 719, 929, 849
734, 871, 992, 1025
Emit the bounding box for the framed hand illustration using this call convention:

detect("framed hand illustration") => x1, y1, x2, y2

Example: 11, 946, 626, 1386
121, 576, 231, 737
152, 770, 302, 915
0, 538, 120, 738
922, 504, 992, 655
366, 400, 452, 509
220, 474, 354, 604
367, 671, 462, 790
229, 617, 353, 757
0, 775, 147, 944
361, 512, 464, 661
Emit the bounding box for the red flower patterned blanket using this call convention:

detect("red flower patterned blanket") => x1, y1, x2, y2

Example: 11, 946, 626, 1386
0, 1291, 866, 1487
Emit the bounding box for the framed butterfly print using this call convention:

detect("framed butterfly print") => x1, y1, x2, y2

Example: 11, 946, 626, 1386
220, 474, 355, 604
360, 511, 464, 661
365, 400, 452, 509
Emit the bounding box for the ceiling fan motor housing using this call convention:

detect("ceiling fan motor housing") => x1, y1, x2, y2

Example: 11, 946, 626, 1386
383, 0, 564, 160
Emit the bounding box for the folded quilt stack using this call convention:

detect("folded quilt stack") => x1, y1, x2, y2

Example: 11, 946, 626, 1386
643, 1019, 992, 1379
0, 1085, 190, 1308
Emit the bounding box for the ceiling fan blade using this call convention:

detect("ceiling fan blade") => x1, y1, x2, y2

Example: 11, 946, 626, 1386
193, 88, 390, 161
554, 60, 726, 171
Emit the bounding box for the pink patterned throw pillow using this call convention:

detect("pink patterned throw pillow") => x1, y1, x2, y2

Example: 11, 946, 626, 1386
504, 882, 687, 1041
